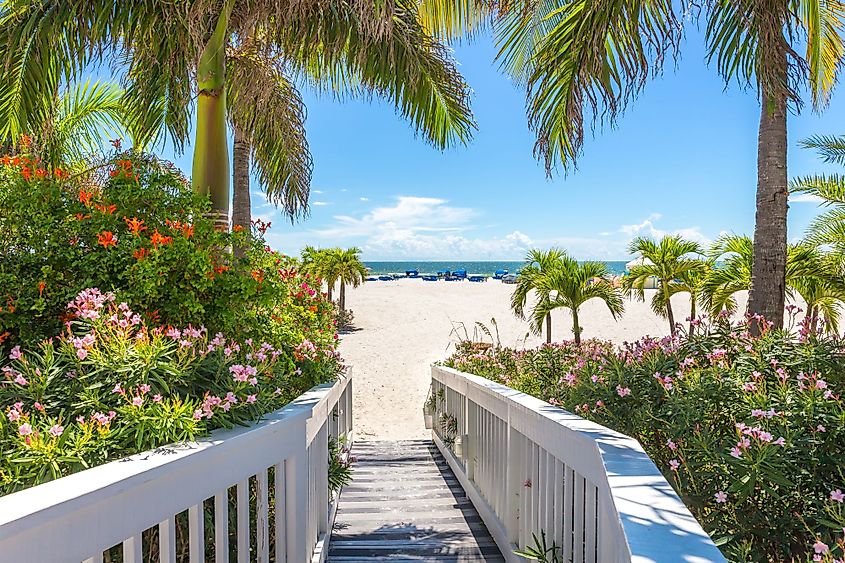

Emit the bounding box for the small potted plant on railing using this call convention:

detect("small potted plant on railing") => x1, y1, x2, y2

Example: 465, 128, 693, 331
423, 388, 443, 429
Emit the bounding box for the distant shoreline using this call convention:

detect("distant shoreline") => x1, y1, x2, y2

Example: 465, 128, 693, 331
364, 260, 630, 277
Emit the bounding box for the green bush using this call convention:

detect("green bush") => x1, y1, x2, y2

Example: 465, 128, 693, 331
0, 150, 337, 355
445, 314, 845, 562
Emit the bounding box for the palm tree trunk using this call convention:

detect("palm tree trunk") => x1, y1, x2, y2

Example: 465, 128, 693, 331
664, 283, 676, 335
572, 307, 581, 345
748, 52, 789, 333
689, 295, 696, 336
810, 305, 819, 333
232, 128, 251, 232
192, 2, 232, 231
545, 313, 552, 344
327, 282, 333, 303
340, 281, 346, 313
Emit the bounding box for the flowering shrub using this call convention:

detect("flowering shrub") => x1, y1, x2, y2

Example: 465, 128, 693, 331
445, 315, 845, 562
0, 149, 336, 356
0, 288, 343, 494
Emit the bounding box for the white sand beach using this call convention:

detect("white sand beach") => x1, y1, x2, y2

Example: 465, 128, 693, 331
339, 278, 749, 440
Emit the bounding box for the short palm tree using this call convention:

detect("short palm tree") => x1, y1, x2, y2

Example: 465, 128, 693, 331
0, 1, 476, 229
623, 236, 705, 335
331, 248, 368, 315
792, 134, 845, 252
669, 261, 713, 335
419, 0, 845, 330
511, 248, 566, 343
300, 246, 334, 301
533, 256, 624, 344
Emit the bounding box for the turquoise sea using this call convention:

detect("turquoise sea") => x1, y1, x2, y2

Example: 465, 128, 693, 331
364, 261, 630, 277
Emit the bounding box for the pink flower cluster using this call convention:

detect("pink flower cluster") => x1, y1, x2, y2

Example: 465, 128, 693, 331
230, 364, 258, 384
67, 288, 114, 320
71, 332, 96, 360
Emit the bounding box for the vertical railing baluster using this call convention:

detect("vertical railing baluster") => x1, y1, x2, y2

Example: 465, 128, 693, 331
563, 466, 574, 561
237, 480, 249, 563
159, 517, 177, 563
214, 491, 229, 562
188, 504, 205, 563
256, 470, 270, 563
574, 475, 586, 563
274, 461, 287, 563
122, 535, 142, 563
585, 481, 598, 563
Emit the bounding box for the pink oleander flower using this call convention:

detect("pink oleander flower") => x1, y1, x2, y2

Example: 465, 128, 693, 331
773, 437, 786, 446
742, 381, 756, 392
152, 394, 163, 403
14, 372, 27, 385
246, 394, 257, 404
274, 388, 282, 395
139, 384, 151, 394
7, 408, 21, 422
33, 402, 44, 412
818, 424, 827, 433
225, 392, 238, 404
730, 446, 742, 458
166, 327, 181, 339
616, 385, 631, 398
669, 459, 680, 471
831, 489, 845, 503
714, 491, 727, 503
18, 423, 32, 436
76, 415, 85, 424
113, 383, 124, 395
249, 377, 258, 386
814, 540, 829, 555
48, 424, 63, 437
131, 396, 143, 407
9, 345, 21, 360
667, 439, 677, 451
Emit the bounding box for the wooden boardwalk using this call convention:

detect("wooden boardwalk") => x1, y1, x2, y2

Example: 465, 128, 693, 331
328, 440, 505, 562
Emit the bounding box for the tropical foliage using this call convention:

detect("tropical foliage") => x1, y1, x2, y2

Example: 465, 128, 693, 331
445, 315, 845, 562
511, 249, 624, 344
0, 0, 477, 227
623, 236, 704, 335
301, 246, 367, 318
419, 0, 845, 330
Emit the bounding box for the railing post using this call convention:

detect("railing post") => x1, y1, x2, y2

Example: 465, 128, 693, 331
504, 402, 520, 545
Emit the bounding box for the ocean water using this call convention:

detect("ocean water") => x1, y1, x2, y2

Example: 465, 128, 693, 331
364, 261, 630, 277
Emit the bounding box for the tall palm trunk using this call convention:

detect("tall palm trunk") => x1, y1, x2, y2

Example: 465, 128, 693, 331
232, 128, 251, 232
327, 281, 333, 303
664, 282, 676, 335
192, 3, 232, 231
340, 281, 346, 313
809, 305, 819, 333
571, 307, 581, 345
545, 312, 552, 344
748, 52, 789, 333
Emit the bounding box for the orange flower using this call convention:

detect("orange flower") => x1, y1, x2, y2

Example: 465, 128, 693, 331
133, 248, 149, 260
54, 168, 66, 179
95, 203, 117, 215
11, 156, 20, 166
0, 331, 9, 345
232, 225, 245, 233
1, 155, 11, 166
150, 230, 172, 248
21, 166, 31, 180
214, 265, 230, 274
109, 169, 119, 178
251, 270, 265, 284
181, 223, 194, 238
38, 281, 46, 298
34, 168, 47, 178
74, 213, 91, 221
96, 231, 117, 248
19, 134, 31, 147
78, 190, 94, 207
124, 216, 147, 236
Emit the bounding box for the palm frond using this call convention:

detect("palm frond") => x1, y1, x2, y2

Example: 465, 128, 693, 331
800, 134, 845, 164
416, 0, 491, 41
228, 49, 312, 219
49, 80, 124, 164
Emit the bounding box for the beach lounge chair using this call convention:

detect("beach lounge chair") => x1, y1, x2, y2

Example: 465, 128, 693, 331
436, 269, 451, 278
366, 277, 378, 282
493, 269, 508, 279
378, 276, 392, 281
453, 269, 467, 279
422, 275, 438, 281
405, 269, 419, 278
468, 275, 487, 282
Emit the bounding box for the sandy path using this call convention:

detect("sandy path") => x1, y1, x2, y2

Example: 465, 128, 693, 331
338, 278, 747, 440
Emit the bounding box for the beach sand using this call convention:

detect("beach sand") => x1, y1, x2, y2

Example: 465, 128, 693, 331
339, 278, 749, 440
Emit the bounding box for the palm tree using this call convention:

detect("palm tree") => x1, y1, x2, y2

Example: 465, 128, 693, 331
300, 246, 334, 301
623, 236, 704, 335
511, 248, 567, 343
701, 234, 834, 326
419, 0, 845, 331
0, 78, 125, 168
792, 135, 845, 252
671, 262, 713, 335
0, 1, 476, 230
331, 248, 368, 315
533, 256, 624, 344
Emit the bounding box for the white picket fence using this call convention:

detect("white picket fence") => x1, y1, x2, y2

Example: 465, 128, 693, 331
0, 373, 353, 563
431, 365, 726, 563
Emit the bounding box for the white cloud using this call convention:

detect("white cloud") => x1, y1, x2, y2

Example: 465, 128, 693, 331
789, 193, 824, 204
312, 201, 331, 206
360, 197, 369, 202
617, 213, 710, 247
312, 189, 323, 194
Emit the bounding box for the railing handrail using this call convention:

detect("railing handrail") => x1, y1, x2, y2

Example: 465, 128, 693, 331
432, 364, 725, 563
0, 374, 352, 563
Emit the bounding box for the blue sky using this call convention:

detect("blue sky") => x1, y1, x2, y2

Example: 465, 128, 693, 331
162, 29, 844, 261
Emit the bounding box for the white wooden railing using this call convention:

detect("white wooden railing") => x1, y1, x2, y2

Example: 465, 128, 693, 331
431, 365, 726, 563
0, 372, 353, 563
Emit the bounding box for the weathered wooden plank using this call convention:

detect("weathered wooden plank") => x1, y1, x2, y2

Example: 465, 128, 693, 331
328, 440, 503, 562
